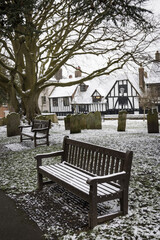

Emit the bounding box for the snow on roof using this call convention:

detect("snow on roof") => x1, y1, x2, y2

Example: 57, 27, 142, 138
49, 77, 81, 98
72, 75, 117, 104
49, 69, 142, 102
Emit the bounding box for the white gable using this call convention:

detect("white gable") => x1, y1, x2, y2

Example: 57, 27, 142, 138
49, 78, 80, 98
72, 75, 116, 104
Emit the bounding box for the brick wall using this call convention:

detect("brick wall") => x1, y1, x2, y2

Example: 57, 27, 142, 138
0, 105, 9, 118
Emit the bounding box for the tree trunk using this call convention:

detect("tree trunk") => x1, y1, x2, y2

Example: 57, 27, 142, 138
8, 85, 20, 113
22, 93, 41, 121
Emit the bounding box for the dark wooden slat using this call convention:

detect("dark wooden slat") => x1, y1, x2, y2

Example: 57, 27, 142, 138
77, 146, 81, 167
110, 156, 115, 174
74, 145, 78, 166
115, 157, 120, 173
70, 145, 74, 164
120, 158, 124, 172
97, 211, 123, 224
105, 155, 110, 175
101, 153, 106, 176
97, 152, 102, 176
72, 145, 76, 165
82, 148, 88, 170
67, 144, 71, 164
89, 150, 94, 173
93, 151, 98, 174
79, 147, 84, 169
86, 149, 91, 172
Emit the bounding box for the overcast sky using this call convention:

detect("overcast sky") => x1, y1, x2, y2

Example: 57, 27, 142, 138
146, 0, 160, 15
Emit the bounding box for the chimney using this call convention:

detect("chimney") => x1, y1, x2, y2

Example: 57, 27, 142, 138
139, 64, 145, 90
155, 51, 160, 61
75, 66, 82, 78
55, 68, 62, 80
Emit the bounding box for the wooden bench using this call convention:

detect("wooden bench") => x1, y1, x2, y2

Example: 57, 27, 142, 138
19, 119, 51, 147
35, 136, 133, 228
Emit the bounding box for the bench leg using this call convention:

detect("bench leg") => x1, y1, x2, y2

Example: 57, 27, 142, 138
89, 183, 97, 228
120, 189, 128, 215
34, 137, 37, 147
46, 136, 49, 146
37, 172, 43, 190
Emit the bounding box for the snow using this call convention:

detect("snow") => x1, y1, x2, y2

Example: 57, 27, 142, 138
5, 143, 29, 151
145, 0, 160, 16
0, 119, 159, 239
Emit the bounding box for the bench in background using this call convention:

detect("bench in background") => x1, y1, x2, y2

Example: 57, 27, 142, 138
19, 119, 51, 147
35, 136, 133, 228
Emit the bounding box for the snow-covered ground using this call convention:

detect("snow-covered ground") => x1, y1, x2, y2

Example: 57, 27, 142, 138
0, 119, 159, 239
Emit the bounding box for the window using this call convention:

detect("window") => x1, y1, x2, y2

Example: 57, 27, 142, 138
78, 104, 89, 112
52, 98, 58, 106
119, 84, 128, 96
80, 83, 87, 92
63, 97, 69, 106
93, 96, 102, 102
41, 96, 46, 104
92, 90, 102, 102
118, 96, 128, 105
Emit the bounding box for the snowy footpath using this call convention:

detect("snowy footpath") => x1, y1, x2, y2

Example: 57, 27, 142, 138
0, 119, 159, 239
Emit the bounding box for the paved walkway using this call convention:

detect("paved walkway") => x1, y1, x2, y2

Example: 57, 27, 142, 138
0, 190, 45, 240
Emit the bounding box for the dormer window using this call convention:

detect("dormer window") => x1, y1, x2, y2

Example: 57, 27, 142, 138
119, 84, 127, 96
80, 83, 87, 92
92, 90, 102, 102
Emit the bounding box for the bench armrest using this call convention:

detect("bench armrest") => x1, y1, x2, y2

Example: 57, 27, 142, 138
87, 171, 126, 185
35, 150, 64, 160
19, 125, 32, 129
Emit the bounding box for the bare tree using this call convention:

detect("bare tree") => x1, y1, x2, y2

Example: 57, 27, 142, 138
0, 0, 159, 120
139, 86, 160, 120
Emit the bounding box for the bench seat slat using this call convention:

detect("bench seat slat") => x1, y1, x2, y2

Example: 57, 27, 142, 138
56, 163, 120, 193
46, 164, 111, 196
40, 164, 121, 197
45, 165, 89, 191
39, 166, 90, 195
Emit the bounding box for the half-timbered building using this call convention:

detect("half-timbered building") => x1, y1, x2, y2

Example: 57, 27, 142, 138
47, 52, 160, 116
49, 71, 142, 115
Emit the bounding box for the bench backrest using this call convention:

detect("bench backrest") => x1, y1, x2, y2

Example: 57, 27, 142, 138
62, 136, 133, 178
32, 119, 51, 130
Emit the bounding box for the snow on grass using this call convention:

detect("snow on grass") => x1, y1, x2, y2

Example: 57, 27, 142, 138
0, 119, 159, 239
5, 143, 29, 151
